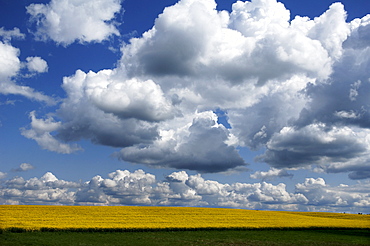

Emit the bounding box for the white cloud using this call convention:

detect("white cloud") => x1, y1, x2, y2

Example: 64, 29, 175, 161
258, 124, 370, 179
334, 110, 360, 119
21, 0, 370, 178
0, 40, 21, 79
0, 28, 54, 104
118, 111, 247, 172
166, 171, 189, 183
0, 27, 25, 42
345, 14, 370, 49
295, 178, 370, 211
228, 75, 310, 149
77, 69, 176, 122
21, 111, 81, 154
122, 0, 332, 84
26, 56, 48, 73
0, 172, 7, 179
75, 169, 156, 205
250, 168, 293, 180
1, 169, 368, 213
27, 0, 122, 46
12, 163, 35, 172
349, 80, 361, 101
0, 82, 55, 104
54, 69, 161, 148
1, 172, 78, 205
306, 2, 350, 60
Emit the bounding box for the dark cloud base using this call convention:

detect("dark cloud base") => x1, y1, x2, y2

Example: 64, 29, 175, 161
14, 0, 370, 178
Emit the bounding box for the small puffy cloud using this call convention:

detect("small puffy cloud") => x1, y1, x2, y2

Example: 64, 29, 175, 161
349, 80, 361, 102
166, 171, 189, 183
0, 28, 54, 104
26, 56, 48, 73
0, 172, 7, 179
250, 168, 293, 181
12, 163, 35, 172
334, 110, 360, 120
27, 0, 122, 46
0, 27, 25, 42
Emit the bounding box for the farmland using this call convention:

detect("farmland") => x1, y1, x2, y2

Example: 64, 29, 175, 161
1, 205, 369, 231
1, 205, 369, 245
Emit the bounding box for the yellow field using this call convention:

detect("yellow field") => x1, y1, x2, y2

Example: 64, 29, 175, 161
0, 205, 369, 231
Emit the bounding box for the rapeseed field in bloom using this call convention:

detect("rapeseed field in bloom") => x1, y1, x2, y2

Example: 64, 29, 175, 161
0, 205, 369, 231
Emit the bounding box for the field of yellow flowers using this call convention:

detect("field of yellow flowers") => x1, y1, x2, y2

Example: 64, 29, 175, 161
0, 205, 368, 231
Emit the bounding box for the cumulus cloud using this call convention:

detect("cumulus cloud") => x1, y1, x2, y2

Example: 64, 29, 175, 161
257, 124, 370, 179
305, 2, 350, 60
0, 28, 54, 104
295, 178, 370, 210
0, 172, 7, 179
122, 0, 332, 84
22, 0, 370, 177
255, 23, 370, 178
250, 168, 293, 180
53, 69, 161, 148
258, 124, 366, 167
27, 0, 122, 46
75, 169, 156, 205
0, 27, 25, 42
1, 172, 78, 205
1, 169, 368, 212
118, 111, 246, 172
21, 111, 81, 154
26, 56, 48, 73
66, 69, 177, 122
12, 163, 35, 172
0, 39, 21, 80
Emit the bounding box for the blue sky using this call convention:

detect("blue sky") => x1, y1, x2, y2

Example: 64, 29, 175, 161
0, 0, 369, 212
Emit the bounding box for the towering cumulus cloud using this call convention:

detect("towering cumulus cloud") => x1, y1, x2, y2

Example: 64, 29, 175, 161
23, 0, 370, 178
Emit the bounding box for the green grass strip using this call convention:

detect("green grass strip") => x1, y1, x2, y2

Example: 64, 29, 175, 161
1, 226, 369, 233
1, 228, 369, 246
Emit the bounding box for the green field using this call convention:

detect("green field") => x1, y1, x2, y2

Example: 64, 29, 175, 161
1, 229, 369, 246
1, 206, 369, 245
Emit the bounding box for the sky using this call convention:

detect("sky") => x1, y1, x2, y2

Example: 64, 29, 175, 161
0, 0, 369, 213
